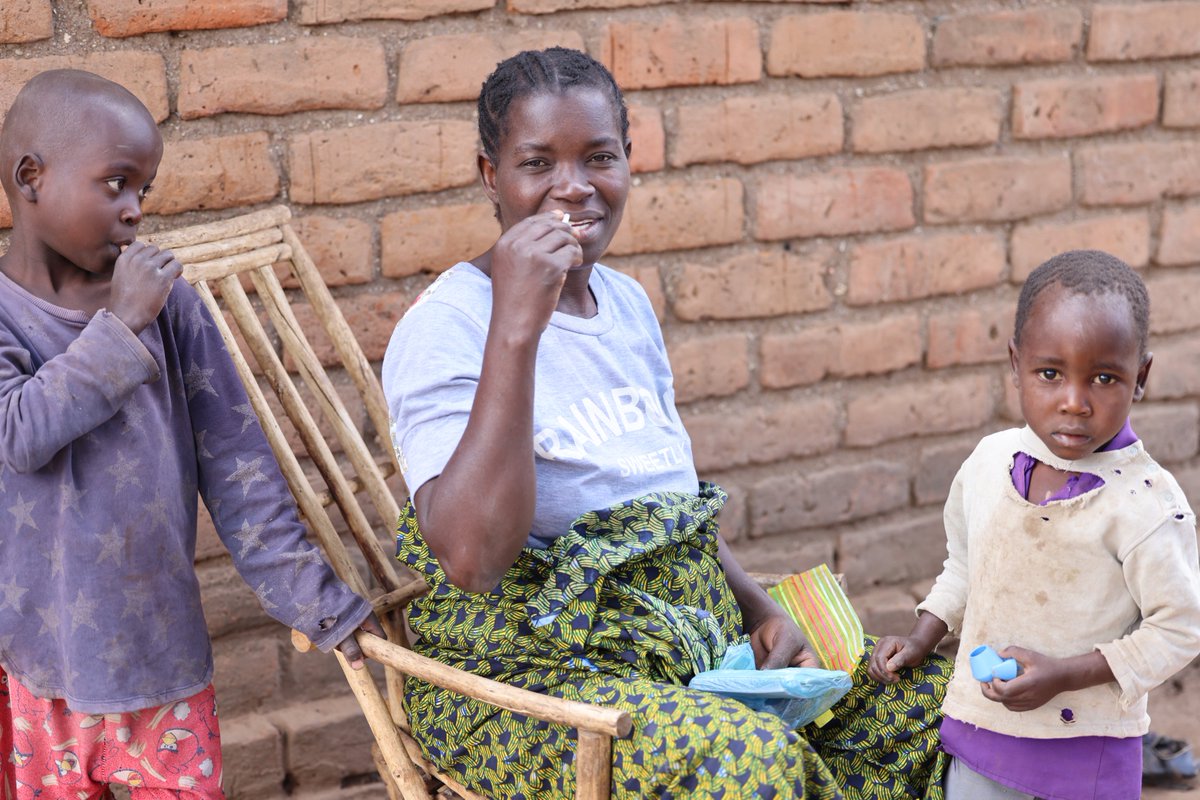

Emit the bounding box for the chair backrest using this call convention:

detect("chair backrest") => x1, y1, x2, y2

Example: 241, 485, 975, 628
150, 205, 414, 601
151, 205, 443, 800
154, 207, 633, 800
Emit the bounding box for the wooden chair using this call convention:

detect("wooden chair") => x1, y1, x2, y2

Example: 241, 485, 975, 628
151, 206, 630, 800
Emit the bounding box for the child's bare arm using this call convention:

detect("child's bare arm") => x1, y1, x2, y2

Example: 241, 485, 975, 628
981, 647, 1114, 712
414, 211, 582, 593
868, 611, 948, 684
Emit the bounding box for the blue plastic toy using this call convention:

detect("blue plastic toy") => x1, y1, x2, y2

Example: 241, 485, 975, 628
969, 645, 1020, 682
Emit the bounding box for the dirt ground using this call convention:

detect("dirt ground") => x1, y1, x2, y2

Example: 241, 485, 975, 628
1144, 656, 1200, 798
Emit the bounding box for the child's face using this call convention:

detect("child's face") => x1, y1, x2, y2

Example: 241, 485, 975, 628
480, 87, 630, 268
25, 103, 161, 275
1009, 284, 1150, 461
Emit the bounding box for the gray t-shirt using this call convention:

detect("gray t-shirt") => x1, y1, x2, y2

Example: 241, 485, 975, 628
382, 262, 698, 548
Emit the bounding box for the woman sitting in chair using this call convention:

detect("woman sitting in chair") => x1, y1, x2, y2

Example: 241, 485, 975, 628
382, 47, 950, 800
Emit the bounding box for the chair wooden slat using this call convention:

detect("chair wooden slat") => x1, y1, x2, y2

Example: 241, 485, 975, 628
149, 205, 291, 250
282, 223, 400, 477
192, 280, 367, 597
249, 265, 404, 546
170, 228, 284, 266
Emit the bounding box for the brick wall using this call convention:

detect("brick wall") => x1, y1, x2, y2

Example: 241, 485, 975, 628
5, 1, 1200, 797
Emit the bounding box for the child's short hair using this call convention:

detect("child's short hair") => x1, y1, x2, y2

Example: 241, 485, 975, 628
477, 47, 629, 162
0, 69, 151, 201
1014, 249, 1150, 355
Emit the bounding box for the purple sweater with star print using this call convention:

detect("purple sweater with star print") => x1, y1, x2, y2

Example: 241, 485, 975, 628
0, 271, 371, 713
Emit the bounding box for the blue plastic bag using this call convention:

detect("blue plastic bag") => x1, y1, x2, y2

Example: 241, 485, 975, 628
687, 641, 852, 728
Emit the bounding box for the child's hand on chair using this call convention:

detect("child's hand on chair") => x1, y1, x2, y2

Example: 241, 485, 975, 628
335, 613, 387, 669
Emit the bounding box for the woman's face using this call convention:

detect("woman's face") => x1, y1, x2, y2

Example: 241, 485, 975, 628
480, 87, 631, 268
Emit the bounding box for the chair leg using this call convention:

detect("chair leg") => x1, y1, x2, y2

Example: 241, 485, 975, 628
372, 742, 405, 800
336, 650, 432, 800
575, 730, 613, 800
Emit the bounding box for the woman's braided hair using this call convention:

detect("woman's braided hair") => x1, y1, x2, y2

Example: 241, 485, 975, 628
477, 47, 629, 162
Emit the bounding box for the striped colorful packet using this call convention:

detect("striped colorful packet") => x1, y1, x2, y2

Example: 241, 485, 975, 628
767, 564, 865, 674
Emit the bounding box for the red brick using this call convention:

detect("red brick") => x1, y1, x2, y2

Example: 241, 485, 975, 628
509, 0, 664, 13
713, 484, 747, 543
852, 88, 1001, 154
198, 558, 275, 640
1164, 70, 1200, 128
853, 586, 922, 637
295, 0, 491, 23
758, 327, 833, 390
282, 630, 354, 702
1012, 74, 1158, 140
845, 374, 993, 447
1178, 467, 1200, 513
915, 436, 979, 506
1077, 141, 1200, 206
628, 104, 665, 174
727, 533, 835, 577
924, 155, 1071, 224
609, 178, 744, 256
601, 17, 761, 90
667, 332, 750, 404
751, 460, 910, 537
755, 167, 913, 240
288, 121, 477, 205
846, 232, 1006, 305
760, 314, 921, 389
0, 51, 169, 122
672, 245, 833, 321
932, 8, 1082, 66
683, 398, 839, 473
927, 300, 1014, 370
1147, 271, 1200, 334
221, 713, 285, 800
1147, 335, 1200, 400
839, 512, 947, 592
1088, 2, 1200, 62
213, 630, 283, 716
1158, 203, 1200, 266
0, 1, 51, 42
672, 93, 842, 167
612, 262, 666, 322
396, 30, 585, 104
85, 0, 285, 37
825, 316, 924, 377
1130, 402, 1200, 463
145, 133, 279, 216
767, 12, 924, 78
294, 290, 413, 366
381, 203, 497, 278
179, 37, 387, 119
290, 215, 373, 287
270, 694, 377, 791
1010, 213, 1152, 281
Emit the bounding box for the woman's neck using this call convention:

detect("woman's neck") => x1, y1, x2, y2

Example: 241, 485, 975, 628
556, 266, 597, 318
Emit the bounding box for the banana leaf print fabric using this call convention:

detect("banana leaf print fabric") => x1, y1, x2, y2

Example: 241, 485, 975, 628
396, 483, 949, 799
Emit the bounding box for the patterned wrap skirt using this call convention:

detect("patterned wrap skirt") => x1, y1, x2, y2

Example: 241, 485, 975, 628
396, 483, 950, 799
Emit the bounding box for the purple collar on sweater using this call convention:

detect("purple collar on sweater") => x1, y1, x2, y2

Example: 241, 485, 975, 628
1012, 419, 1138, 505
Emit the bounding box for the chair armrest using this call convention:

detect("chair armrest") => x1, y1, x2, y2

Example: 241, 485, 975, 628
358, 633, 633, 739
